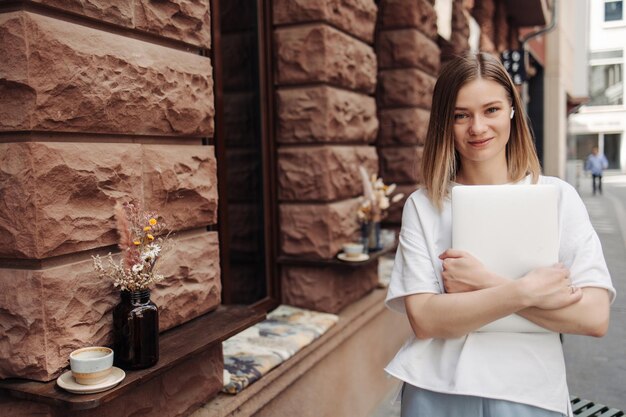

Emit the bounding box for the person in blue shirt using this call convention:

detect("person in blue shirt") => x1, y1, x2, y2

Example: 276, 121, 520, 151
585, 146, 609, 195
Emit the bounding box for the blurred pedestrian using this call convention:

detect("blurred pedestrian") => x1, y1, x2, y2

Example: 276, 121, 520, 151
585, 146, 609, 195
385, 52, 615, 417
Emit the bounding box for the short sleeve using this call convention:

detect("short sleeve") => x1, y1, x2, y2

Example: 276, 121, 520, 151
385, 193, 443, 314
557, 182, 616, 303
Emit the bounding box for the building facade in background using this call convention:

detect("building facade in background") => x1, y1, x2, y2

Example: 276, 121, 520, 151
0, 1, 568, 416
569, 0, 626, 171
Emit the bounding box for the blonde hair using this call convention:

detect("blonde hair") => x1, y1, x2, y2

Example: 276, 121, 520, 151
421, 52, 541, 210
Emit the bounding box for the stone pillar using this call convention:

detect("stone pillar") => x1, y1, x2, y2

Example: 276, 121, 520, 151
273, 0, 380, 313
375, 0, 440, 226
440, 0, 471, 64
472, 0, 497, 53
0, 1, 220, 397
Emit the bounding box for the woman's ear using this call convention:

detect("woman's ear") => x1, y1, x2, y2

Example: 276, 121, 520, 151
510, 108, 515, 119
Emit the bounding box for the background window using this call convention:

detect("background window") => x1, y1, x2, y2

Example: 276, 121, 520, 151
605, 0, 623, 22
589, 63, 623, 105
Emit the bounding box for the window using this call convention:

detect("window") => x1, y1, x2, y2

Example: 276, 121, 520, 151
589, 50, 623, 106
605, 0, 623, 22
211, 0, 279, 310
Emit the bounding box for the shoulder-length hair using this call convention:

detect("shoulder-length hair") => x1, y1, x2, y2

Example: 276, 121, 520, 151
421, 52, 541, 210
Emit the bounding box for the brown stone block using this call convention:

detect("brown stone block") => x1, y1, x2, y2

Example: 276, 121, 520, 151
133, 0, 211, 48
281, 263, 378, 313
0, 14, 31, 131
0, 142, 142, 260
153, 232, 221, 331
380, 0, 437, 39
0, 12, 214, 136
273, 0, 378, 43
472, 0, 496, 53
379, 146, 424, 184
30, 0, 211, 47
275, 24, 376, 93
385, 184, 418, 223
278, 146, 378, 201
31, 0, 133, 27
142, 145, 218, 231
378, 108, 430, 146
280, 198, 361, 259
0, 269, 48, 380
0, 260, 116, 381
276, 86, 378, 144
0, 233, 221, 381
39, 261, 118, 378
376, 29, 440, 73
378, 68, 435, 108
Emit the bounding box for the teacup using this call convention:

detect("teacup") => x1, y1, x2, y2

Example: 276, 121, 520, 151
69, 347, 114, 385
342, 242, 364, 259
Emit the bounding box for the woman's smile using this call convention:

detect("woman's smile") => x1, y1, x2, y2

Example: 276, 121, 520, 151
467, 137, 494, 147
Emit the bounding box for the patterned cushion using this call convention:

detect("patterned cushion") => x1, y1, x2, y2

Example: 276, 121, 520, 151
222, 305, 339, 394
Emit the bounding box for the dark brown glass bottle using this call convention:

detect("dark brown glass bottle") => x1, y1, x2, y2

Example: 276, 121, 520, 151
113, 289, 159, 369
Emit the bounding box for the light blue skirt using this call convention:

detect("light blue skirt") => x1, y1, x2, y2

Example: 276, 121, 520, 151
401, 383, 567, 417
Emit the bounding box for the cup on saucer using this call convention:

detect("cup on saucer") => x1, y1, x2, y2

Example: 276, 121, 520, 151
69, 347, 114, 385
342, 242, 365, 260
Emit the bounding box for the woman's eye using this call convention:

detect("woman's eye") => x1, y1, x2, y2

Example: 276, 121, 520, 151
486, 107, 500, 114
454, 113, 468, 121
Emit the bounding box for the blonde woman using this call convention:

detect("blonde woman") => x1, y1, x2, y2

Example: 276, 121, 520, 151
385, 52, 615, 417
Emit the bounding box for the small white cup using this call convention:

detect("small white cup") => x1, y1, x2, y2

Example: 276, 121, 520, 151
69, 347, 114, 385
342, 242, 364, 259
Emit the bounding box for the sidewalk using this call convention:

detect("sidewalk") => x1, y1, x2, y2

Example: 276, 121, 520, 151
563, 173, 626, 411
368, 173, 626, 416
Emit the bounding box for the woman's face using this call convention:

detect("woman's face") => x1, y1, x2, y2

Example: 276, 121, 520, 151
452, 78, 513, 169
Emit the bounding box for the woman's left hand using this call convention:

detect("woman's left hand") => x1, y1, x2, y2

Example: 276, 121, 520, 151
439, 249, 501, 293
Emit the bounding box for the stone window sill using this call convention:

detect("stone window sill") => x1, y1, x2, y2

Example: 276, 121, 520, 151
277, 245, 395, 267
0, 305, 265, 411
191, 288, 389, 417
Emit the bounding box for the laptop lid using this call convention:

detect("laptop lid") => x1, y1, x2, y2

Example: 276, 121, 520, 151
451, 184, 559, 333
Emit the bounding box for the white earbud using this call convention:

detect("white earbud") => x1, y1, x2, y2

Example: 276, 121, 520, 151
510, 108, 515, 119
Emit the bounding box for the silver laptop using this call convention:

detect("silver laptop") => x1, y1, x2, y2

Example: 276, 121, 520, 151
451, 184, 559, 333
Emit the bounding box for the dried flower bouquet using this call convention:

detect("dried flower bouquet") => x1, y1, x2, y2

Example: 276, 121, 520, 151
93, 202, 170, 292
357, 166, 405, 224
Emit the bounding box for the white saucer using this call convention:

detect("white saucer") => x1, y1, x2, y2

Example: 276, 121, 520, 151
56, 366, 125, 394
338, 253, 370, 262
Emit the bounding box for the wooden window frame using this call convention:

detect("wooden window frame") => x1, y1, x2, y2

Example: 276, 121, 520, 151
209, 0, 280, 312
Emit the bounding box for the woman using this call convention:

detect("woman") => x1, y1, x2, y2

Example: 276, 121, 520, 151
385, 52, 616, 417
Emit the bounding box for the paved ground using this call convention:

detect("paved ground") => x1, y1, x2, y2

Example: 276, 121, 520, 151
369, 172, 626, 416
562, 172, 626, 411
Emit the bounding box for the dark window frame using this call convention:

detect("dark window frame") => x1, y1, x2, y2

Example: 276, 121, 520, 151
604, 0, 623, 22
209, 0, 280, 313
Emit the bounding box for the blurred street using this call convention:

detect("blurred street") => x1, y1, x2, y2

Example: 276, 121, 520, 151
369, 172, 626, 416
563, 171, 626, 411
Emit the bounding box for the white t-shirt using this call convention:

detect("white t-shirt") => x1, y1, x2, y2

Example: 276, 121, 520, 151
385, 175, 616, 415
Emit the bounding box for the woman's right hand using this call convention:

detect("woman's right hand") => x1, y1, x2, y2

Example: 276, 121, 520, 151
519, 264, 582, 310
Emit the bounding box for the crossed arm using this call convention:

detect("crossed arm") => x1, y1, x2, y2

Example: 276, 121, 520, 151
404, 249, 611, 340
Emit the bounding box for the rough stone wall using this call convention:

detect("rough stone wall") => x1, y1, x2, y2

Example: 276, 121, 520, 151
375, 0, 440, 225
472, 0, 497, 53
439, 0, 471, 65
472, 0, 516, 54
0, 0, 220, 392
273, 0, 380, 313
